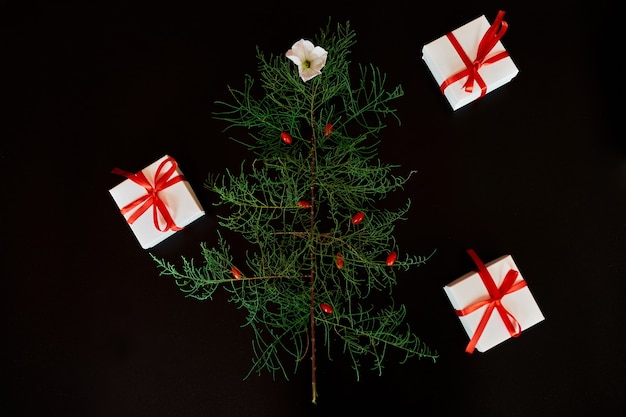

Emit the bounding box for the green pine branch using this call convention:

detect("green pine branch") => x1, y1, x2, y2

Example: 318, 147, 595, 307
317, 302, 435, 381
152, 19, 437, 404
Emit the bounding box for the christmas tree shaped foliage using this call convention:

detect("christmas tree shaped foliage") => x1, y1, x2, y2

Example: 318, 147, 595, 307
152, 21, 437, 403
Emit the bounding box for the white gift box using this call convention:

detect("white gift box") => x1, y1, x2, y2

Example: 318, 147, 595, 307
422, 12, 519, 110
443, 253, 544, 353
109, 155, 205, 249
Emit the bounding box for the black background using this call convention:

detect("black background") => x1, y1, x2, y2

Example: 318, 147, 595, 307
2, 1, 624, 416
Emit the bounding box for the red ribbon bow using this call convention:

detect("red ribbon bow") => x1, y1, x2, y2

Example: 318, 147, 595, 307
440, 10, 510, 97
112, 156, 186, 232
456, 249, 527, 354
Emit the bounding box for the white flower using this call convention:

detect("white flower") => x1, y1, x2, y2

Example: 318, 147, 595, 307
285, 39, 328, 82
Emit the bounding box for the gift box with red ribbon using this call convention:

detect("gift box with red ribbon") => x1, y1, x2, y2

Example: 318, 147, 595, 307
109, 155, 205, 249
444, 250, 544, 353
422, 10, 519, 110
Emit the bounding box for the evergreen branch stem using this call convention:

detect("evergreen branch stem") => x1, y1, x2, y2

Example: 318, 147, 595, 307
308, 82, 319, 404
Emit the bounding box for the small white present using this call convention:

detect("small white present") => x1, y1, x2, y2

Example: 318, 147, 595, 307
443, 250, 544, 353
109, 155, 205, 249
422, 10, 519, 110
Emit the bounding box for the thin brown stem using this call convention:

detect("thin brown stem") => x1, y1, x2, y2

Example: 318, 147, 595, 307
309, 84, 318, 404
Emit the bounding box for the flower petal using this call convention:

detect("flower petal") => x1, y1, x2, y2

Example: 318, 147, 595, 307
309, 46, 328, 61
285, 52, 302, 66
299, 69, 322, 82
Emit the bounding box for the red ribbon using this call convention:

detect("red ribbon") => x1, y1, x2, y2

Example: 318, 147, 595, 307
456, 249, 527, 354
112, 156, 186, 232
440, 10, 510, 97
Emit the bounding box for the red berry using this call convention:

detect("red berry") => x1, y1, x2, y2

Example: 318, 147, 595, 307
335, 252, 344, 269
231, 266, 242, 280
297, 200, 311, 208
320, 303, 333, 314
386, 251, 397, 266
324, 123, 333, 137
351, 212, 365, 225
280, 132, 293, 145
